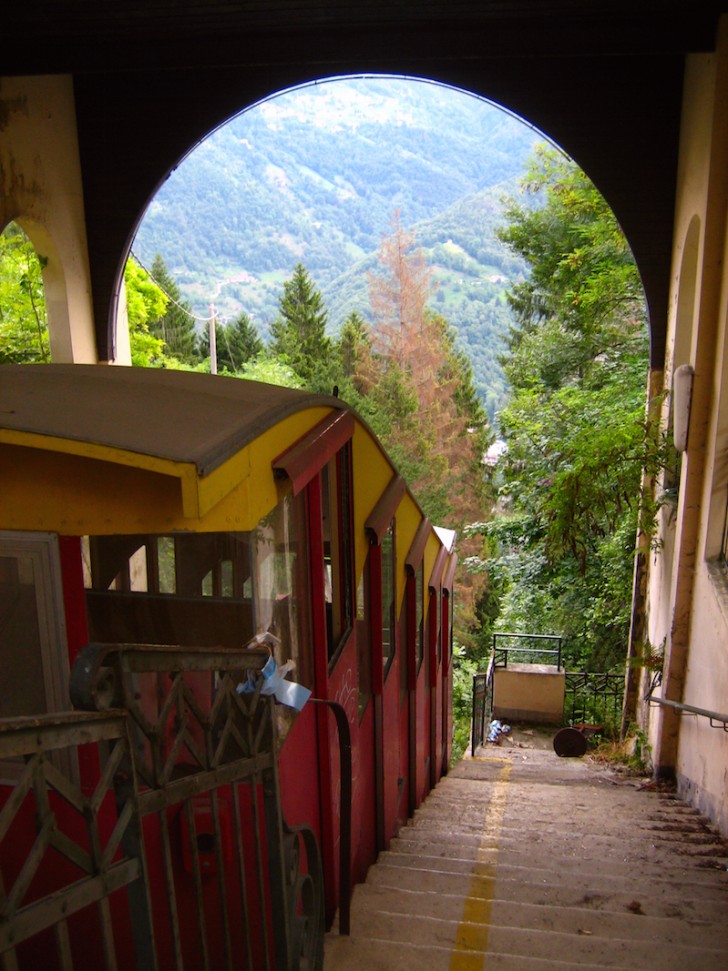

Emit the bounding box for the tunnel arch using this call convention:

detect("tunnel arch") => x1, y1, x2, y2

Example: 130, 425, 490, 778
75, 47, 679, 363
109, 72, 651, 365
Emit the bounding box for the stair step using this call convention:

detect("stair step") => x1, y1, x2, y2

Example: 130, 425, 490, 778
364, 863, 727, 921
369, 853, 728, 900
343, 884, 728, 948
324, 934, 722, 971
394, 822, 728, 858
333, 911, 725, 970
410, 797, 723, 829
324, 739, 728, 970
324, 935, 612, 971
377, 845, 728, 887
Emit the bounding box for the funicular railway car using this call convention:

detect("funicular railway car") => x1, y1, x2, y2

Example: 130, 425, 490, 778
0, 363, 456, 970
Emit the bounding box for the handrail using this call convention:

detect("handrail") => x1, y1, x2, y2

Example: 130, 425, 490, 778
647, 694, 728, 732
493, 632, 563, 671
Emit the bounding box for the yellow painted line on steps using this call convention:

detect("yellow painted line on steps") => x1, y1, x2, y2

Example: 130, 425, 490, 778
450, 758, 513, 971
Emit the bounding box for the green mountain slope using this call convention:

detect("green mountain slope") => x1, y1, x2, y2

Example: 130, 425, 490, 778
132, 76, 541, 414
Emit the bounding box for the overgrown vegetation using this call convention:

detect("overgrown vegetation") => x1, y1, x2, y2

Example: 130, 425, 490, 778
0, 223, 49, 364
591, 729, 652, 775
465, 147, 665, 677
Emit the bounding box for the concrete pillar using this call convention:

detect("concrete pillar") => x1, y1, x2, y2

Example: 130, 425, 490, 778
0, 75, 97, 363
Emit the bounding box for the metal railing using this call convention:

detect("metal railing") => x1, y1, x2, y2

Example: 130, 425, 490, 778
647, 694, 728, 732
471, 649, 495, 755
469, 633, 632, 751
492, 632, 563, 670
0, 642, 326, 971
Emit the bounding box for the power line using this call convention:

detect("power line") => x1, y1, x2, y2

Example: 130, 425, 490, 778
129, 251, 218, 323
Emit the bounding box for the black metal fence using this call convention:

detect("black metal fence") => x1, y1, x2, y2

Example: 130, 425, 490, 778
470, 634, 627, 752
564, 671, 625, 727
471, 650, 495, 756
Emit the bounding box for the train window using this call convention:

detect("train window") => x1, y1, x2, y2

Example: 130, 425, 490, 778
321, 443, 354, 664
382, 521, 396, 674
252, 492, 312, 689
83, 491, 313, 690
157, 537, 176, 593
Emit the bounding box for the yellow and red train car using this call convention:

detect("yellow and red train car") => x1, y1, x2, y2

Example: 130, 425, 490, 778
0, 364, 456, 968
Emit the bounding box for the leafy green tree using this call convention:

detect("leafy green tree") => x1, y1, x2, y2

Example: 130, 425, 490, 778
269, 263, 333, 389
0, 222, 49, 363
149, 254, 201, 365
239, 355, 304, 388
124, 256, 169, 367
472, 146, 662, 671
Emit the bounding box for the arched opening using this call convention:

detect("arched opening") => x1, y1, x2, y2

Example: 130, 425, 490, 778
0, 221, 50, 364
0, 217, 92, 365
120, 74, 651, 687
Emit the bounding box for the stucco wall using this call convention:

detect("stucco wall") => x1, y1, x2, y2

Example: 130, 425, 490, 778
493, 665, 565, 725
645, 16, 728, 834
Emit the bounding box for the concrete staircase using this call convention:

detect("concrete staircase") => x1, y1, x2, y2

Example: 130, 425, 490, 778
324, 730, 728, 970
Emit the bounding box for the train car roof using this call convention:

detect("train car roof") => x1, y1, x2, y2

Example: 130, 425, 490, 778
0, 364, 344, 477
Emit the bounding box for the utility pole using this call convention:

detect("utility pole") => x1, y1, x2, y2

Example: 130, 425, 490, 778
209, 304, 217, 374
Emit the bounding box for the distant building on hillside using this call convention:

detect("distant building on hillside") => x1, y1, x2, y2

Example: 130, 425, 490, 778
484, 439, 507, 466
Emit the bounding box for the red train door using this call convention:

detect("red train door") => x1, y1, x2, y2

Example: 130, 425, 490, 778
404, 520, 431, 815
441, 554, 458, 774
364, 476, 405, 849
273, 412, 357, 923
428, 547, 447, 789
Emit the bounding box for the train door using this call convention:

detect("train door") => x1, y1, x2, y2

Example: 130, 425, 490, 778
441, 554, 457, 773
428, 562, 442, 790
405, 521, 430, 814
427, 544, 451, 788
273, 412, 358, 923
364, 476, 404, 849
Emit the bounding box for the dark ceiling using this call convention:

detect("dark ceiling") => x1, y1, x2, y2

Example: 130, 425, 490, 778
4, 1, 728, 362
4, 2, 725, 73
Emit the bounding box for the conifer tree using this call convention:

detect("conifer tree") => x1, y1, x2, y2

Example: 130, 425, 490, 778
361, 216, 493, 639
149, 254, 200, 365
269, 263, 332, 388
201, 311, 264, 373
220, 312, 264, 371
338, 310, 374, 396
364, 215, 491, 524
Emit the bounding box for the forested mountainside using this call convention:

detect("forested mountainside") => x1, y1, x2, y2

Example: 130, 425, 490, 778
132, 77, 541, 414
